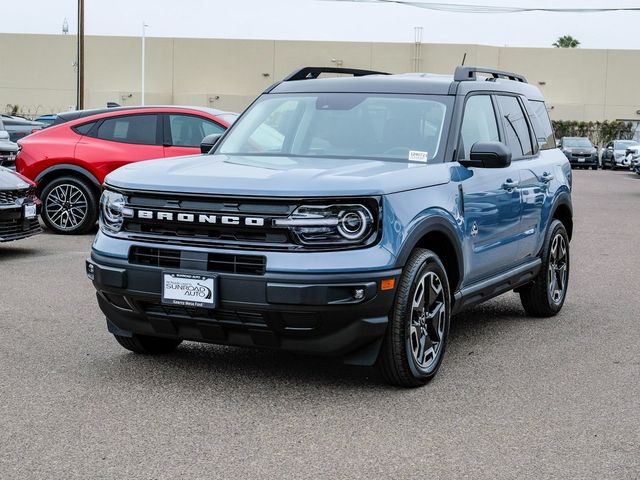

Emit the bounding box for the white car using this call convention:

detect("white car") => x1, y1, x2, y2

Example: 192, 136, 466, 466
625, 145, 640, 170
602, 140, 640, 169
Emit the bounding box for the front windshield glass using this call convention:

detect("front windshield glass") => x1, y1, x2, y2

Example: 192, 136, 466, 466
563, 137, 592, 148
217, 93, 452, 163
615, 140, 639, 149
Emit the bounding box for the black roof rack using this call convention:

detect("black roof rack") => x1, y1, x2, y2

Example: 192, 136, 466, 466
454, 66, 527, 83
282, 66, 390, 82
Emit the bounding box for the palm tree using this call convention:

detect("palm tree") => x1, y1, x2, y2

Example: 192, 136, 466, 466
553, 35, 580, 48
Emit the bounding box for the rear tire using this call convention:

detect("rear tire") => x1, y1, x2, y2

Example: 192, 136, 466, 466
40, 175, 98, 235
519, 220, 570, 317
114, 334, 182, 354
378, 248, 451, 387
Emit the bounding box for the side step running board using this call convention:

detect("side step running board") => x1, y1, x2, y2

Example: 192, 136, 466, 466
452, 258, 542, 314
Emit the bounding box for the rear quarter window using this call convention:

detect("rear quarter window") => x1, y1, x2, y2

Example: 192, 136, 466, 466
72, 121, 97, 136
527, 100, 555, 150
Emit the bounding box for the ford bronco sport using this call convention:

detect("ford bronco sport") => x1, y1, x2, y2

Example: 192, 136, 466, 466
87, 66, 573, 387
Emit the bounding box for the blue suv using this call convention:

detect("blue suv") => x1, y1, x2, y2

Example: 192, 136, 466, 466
87, 66, 573, 387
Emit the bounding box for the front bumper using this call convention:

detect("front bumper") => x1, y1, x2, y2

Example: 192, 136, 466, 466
0, 200, 41, 242
568, 155, 598, 167
87, 251, 400, 365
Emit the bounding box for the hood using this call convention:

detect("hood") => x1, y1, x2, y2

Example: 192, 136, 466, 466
105, 154, 451, 197
0, 139, 19, 152
0, 167, 31, 190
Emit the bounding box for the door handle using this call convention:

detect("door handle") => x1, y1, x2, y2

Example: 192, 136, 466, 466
502, 179, 519, 190
541, 171, 554, 182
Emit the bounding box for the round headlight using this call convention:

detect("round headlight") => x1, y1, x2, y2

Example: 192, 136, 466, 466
100, 190, 126, 233
338, 209, 370, 240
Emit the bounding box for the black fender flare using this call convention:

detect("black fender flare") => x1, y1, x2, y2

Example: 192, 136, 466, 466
394, 215, 464, 291
548, 190, 573, 238
34, 164, 101, 191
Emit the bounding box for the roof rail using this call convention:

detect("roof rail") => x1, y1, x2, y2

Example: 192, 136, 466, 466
454, 66, 527, 83
282, 66, 390, 82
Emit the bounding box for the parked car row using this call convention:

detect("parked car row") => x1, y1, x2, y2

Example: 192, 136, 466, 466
559, 136, 640, 171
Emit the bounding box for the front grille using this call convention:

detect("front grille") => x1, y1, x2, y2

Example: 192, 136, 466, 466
0, 188, 31, 206
130, 247, 180, 268
121, 193, 298, 250
143, 303, 268, 327
208, 252, 266, 275
0, 217, 41, 241
129, 246, 266, 275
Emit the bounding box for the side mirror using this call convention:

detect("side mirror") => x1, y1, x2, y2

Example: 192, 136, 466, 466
200, 133, 223, 154
0, 130, 9, 141
460, 141, 512, 169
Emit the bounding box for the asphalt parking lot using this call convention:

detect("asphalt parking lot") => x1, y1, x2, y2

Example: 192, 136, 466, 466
1, 169, 639, 479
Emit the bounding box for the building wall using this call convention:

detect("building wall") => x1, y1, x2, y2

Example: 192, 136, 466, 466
1, 32, 639, 122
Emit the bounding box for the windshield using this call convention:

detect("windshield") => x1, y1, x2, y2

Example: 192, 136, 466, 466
615, 140, 639, 149
563, 137, 592, 148
217, 93, 452, 163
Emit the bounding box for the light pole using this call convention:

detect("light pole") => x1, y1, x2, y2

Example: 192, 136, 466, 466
77, 0, 84, 109
141, 22, 148, 106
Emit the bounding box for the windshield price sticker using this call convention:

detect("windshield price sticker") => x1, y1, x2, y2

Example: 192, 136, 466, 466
408, 150, 428, 162
162, 273, 216, 309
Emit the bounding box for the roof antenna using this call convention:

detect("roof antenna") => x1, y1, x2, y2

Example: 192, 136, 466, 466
461, 53, 467, 66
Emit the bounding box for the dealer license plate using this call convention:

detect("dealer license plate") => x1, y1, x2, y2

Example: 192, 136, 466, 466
162, 272, 216, 309
24, 204, 37, 219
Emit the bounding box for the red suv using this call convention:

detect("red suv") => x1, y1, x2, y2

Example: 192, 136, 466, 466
16, 106, 237, 234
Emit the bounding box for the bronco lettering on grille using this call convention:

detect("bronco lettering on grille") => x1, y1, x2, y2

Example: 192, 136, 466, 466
134, 210, 266, 227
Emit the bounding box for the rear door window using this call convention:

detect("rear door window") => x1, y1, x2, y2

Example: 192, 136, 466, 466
496, 95, 534, 159
94, 114, 159, 145
527, 100, 555, 150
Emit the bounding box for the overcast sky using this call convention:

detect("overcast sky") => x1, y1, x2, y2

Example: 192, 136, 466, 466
2, 0, 640, 49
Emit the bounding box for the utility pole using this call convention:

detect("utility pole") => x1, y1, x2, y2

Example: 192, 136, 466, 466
77, 0, 85, 109
141, 22, 148, 106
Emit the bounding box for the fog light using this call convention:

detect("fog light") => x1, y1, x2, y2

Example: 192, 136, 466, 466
353, 288, 365, 300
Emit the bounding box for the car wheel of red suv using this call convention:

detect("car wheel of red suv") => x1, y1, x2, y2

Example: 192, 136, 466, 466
40, 176, 98, 235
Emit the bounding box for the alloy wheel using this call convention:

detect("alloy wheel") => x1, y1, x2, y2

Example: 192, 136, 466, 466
547, 233, 568, 305
409, 270, 446, 371
45, 184, 89, 231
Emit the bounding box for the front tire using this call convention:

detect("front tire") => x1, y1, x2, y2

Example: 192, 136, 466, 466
40, 176, 98, 234
378, 249, 451, 387
519, 220, 570, 317
114, 333, 182, 354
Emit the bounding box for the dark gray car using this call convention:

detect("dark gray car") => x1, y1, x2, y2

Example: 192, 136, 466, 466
0, 114, 43, 142
559, 137, 598, 170
0, 165, 42, 242
0, 117, 19, 170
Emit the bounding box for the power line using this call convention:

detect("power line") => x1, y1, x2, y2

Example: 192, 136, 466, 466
325, 0, 640, 13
